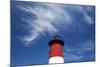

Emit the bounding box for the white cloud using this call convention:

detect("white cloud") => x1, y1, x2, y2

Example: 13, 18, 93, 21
63, 40, 95, 61
84, 14, 94, 24
64, 53, 83, 61
17, 3, 72, 45
66, 5, 94, 24
16, 3, 94, 45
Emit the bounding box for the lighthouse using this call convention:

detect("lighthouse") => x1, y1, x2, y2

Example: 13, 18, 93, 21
49, 35, 64, 64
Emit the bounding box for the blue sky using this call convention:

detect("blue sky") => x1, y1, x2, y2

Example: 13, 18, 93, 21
11, 1, 95, 66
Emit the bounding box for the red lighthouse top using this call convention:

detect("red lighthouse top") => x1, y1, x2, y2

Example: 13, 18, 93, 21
49, 35, 64, 57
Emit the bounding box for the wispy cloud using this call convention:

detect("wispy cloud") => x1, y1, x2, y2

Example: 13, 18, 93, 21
64, 40, 95, 62
16, 2, 94, 45
17, 3, 72, 44
66, 5, 94, 24
84, 14, 94, 24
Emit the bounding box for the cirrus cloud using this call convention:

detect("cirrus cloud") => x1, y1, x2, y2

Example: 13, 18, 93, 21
15, 2, 94, 45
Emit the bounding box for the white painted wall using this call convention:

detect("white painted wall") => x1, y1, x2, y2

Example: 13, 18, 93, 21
49, 56, 64, 64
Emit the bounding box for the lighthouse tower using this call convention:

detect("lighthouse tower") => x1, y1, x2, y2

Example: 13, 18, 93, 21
49, 35, 64, 64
